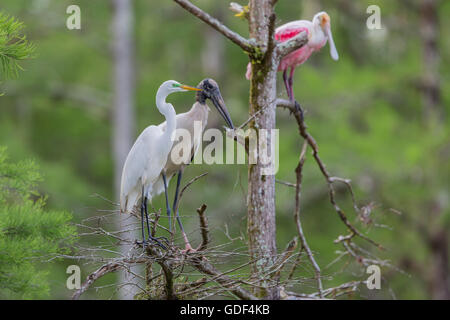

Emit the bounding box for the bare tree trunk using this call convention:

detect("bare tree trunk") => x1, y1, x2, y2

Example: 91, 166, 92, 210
174, 0, 307, 299
247, 0, 279, 299
419, 0, 442, 119
112, 0, 137, 300
428, 229, 450, 299
419, 0, 449, 299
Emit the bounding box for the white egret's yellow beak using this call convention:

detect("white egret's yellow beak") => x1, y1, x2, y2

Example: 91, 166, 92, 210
180, 85, 201, 91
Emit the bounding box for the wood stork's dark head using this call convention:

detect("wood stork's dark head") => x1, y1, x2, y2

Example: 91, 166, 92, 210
197, 78, 234, 129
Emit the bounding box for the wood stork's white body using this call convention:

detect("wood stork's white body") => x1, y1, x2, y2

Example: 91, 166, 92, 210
151, 101, 210, 196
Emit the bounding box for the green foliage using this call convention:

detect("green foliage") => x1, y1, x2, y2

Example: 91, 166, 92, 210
0, 147, 76, 299
0, 11, 35, 79
0, 0, 448, 299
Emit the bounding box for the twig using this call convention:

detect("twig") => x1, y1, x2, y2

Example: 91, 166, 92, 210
196, 204, 209, 251
176, 277, 208, 296
293, 140, 324, 298
188, 256, 258, 300
71, 258, 146, 300
151, 209, 161, 237
275, 179, 296, 188
287, 280, 363, 299
173, 172, 208, 217
271, 237, 298, 279
287, 246, 304, 281
159, 258, 177, 300
276, 98, 384, 250
173, 0, 255, 53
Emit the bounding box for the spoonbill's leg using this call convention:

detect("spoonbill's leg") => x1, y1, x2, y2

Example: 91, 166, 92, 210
162, 173, 172, 233
288, 67, 295, 101
172, 170, 194, 252
283, 69, 292, 101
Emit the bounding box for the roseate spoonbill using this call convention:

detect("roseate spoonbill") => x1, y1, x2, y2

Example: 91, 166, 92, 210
120, 80, 201, 249
154, 78, 234, 252
245, 11, 339, 101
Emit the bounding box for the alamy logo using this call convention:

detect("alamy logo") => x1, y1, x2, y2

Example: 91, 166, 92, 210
66, 5, 81, 30
366, 265, 381, 290
169, 122, 279, 175
366, 5, 382, 30
66, 265, 81, 290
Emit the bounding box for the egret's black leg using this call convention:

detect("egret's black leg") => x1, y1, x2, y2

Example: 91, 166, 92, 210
162, 172, 172, 233
143, 196, 151, 240
145, 193, 169, 246
139, 188, 166, 250
283, 69, 291, 101
140, 189, 146, 244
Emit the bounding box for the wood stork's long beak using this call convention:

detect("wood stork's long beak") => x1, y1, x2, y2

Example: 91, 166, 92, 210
210, 89, 234, 129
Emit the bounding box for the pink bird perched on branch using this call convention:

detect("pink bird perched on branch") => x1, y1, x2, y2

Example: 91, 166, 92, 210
245, 11, 339, 101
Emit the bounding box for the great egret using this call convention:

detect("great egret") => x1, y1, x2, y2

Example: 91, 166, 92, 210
119, 80, 201, 248
245, 11, 339, 101
154, 78, 234, 252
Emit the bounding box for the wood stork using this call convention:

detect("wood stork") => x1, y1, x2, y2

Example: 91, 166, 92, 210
245, 11, 339, 101
119, 80, 201, 249
154, 78, 234, 252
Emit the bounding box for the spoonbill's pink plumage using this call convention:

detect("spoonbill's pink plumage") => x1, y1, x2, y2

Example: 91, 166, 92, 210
245, 12, 339, 101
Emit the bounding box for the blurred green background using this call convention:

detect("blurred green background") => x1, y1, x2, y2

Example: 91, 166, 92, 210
0, 0, 448, 299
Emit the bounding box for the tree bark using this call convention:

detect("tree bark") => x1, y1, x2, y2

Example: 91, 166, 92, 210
428, 229, 450, 300
247, 0, 279, 299
419, 0, 449, 299
173, 0, 307, 300
112, 0, 137, 300
419, 0, 442, 119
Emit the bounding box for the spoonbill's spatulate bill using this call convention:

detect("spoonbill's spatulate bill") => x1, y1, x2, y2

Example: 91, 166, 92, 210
119, 80, 200, 249
245, 11, 339, 101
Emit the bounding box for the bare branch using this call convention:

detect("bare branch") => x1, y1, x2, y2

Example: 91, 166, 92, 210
271, 237, 298, 279
276, 31, 309, 59
72, 258, 146, 300
173, 0, 255, 53
159, 257, 177, 300
276, 98, 384, 250
275, 179, 296, 188
188, 256, 258, 300
173, 172, 208, 216
293, 140, 324, 298
287, 246, 304, 281
286, 280, 363, 299
196, 204, 210, 251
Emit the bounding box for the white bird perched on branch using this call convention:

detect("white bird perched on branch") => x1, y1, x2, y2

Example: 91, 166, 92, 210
119, 80, 201, 249
154, 78, 234, 252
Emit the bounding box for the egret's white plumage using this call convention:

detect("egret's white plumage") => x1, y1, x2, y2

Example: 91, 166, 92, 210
119, 79, 233, 251
119, 80, 200, 215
